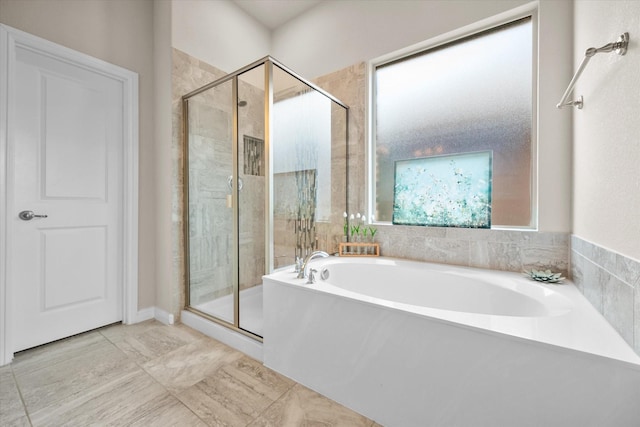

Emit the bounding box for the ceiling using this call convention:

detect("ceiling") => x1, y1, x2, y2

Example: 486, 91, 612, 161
232, 0, 322, 30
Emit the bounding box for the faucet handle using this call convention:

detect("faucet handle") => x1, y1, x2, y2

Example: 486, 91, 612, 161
306, 268, 317, 284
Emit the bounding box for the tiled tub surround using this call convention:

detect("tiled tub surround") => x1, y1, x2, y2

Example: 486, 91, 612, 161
571, 235, 640, 355
376, 225, 570, 276
264, 257, 640, 427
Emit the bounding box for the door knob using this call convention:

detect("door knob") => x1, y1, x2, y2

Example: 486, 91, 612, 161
18, 210, 48, 221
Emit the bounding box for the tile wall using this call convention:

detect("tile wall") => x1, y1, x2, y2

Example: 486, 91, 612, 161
571, 235, 640, 355
172, 49, 228, 316
376, 226, 569, 276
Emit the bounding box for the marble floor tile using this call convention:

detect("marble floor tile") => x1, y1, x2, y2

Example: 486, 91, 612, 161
11, 331, 105, 377
3, 415, 31, 427
222, 356, 295, 401
99, 319, 165, 344
113, 323, 203, 364
142, 337, 243, 393
176, 355, 295, 426
7, 321, 373, 426
249, 383, 373, 427
15, 337, 138, 415
126, 393, 208, 427
178, 366, 277, 426
0, 366, 28, 426
30, 369, 164, 426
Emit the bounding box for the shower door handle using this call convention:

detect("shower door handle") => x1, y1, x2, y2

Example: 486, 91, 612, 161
227, 176, 244, 191
18, 210, 48, 221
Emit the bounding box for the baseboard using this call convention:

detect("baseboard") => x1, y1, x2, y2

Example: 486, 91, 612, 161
133, 307, 175, 325
134, 307, 156, 323
153, 307, 175, 325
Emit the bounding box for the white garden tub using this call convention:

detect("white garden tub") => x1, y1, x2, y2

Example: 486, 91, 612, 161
263, 257, 640, 427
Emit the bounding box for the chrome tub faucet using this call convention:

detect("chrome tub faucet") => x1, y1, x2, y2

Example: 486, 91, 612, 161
297, 251, 330, 281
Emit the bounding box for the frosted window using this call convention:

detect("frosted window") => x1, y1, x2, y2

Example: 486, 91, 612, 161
374, 17, 533, 227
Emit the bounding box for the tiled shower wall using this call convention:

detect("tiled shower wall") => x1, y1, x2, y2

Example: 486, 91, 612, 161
186, 91, 234, 305
571, 235, 640, 355
172, 49, 227, 316
174, 49, 268, 309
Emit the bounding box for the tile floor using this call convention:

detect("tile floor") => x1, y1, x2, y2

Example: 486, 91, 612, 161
1, 321, 379, 426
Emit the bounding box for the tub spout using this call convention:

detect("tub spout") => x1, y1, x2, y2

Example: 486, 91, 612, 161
297, 251, 330, 279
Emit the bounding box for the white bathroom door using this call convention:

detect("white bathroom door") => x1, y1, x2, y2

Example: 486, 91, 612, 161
10, 39, 124, 351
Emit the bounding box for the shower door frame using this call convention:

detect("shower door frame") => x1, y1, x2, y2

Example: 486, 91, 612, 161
182, 56, 349, 341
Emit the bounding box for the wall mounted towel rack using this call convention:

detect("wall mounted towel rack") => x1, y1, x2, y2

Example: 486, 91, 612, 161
557, 32, 629, 109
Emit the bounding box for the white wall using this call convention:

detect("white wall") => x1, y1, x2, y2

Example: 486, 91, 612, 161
171, 0, 271, 74
153, 0, 174, 315
272, 0, 573, 233
572, 0, 640, 261
0, 0, 158, 309
272, 0, 530, 79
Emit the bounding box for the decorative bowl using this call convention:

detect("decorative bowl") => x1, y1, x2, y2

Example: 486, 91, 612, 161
523, 269, 565, 284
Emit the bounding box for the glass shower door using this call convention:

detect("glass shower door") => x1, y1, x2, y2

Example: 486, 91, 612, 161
185, 79, 235, 325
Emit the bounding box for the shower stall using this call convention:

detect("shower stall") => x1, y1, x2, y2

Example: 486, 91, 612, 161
182, 57, 348, 340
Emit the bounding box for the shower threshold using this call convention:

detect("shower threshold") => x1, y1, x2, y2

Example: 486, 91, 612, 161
192, 285, 263, 337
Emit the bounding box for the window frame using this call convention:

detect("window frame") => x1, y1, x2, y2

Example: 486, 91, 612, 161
367, 6, 538, 230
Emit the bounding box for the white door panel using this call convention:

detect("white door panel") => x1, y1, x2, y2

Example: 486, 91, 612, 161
11, 43, 123, 351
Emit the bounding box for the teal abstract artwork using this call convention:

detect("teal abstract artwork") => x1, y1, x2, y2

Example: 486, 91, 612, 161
392, 151, 492, 228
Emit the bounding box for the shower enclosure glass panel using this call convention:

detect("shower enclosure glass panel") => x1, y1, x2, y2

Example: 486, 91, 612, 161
272, 65, 335, 268
186, 79, 235, 325
184, 57, 348, 340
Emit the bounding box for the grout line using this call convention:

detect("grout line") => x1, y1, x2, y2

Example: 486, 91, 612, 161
107, 325, 211, 426
10, 367, 34, 427
247, 380, 296, 426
